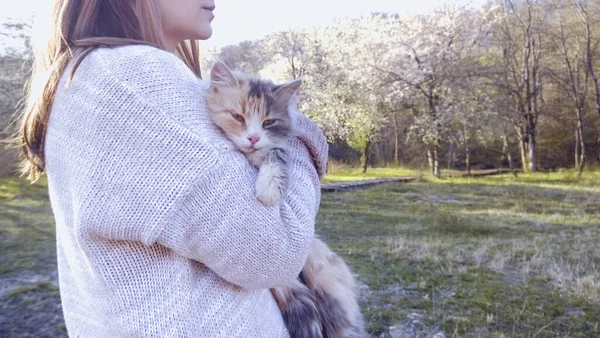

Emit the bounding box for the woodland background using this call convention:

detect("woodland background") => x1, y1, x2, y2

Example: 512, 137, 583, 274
2, 0, 600, 176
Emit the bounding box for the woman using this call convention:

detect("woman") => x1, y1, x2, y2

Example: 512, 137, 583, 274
15, 0, 328, 336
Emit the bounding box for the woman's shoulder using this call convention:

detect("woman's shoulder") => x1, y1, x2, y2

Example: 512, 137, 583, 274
68, 44, 209, 112
71, 45, 228, 147
79, 45, 200, 89
55, 44, 220, 139
93, 44, 171, 60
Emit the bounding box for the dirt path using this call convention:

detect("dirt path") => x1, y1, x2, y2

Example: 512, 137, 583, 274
321, 169, 510, 193
321, 177, 416, 192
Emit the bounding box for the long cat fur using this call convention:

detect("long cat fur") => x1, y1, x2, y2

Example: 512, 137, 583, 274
205, 60, 365, 338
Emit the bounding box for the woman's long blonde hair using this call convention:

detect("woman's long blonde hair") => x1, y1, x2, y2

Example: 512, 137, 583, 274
11, 0, 202, 182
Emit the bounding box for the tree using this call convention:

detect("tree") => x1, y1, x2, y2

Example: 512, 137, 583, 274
0, 20, 32, 176
546, 0, 590, 174
216, 40, 271, 74
381, 9, 478, 177
489, 0, 547, 172
572, 0, 600, 162
1, 20, 31, 136
293, 16, 395, 172
207, 1, 600, 172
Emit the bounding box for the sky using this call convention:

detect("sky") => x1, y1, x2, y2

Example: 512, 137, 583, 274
0, 0, 489, 52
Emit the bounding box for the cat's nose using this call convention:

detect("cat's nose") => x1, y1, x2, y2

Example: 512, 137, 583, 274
248, 136, 260, 145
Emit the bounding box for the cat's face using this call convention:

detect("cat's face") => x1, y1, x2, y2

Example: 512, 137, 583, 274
206, 61, 302, 155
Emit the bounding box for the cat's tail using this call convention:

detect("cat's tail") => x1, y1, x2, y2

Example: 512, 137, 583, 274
302, 238, 366, 338
271, 280, 323, 338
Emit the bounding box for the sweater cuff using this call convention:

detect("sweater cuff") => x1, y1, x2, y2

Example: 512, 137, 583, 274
290, 106, 329, 179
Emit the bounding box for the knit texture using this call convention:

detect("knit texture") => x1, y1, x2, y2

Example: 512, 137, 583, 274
45, 45, 328, 337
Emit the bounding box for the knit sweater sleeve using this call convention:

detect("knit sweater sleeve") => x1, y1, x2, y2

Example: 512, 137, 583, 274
162, 111, 326, 290
75, 46, 328, 290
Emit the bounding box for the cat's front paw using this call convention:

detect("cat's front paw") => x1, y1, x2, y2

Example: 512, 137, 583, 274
256, 163, 285, 206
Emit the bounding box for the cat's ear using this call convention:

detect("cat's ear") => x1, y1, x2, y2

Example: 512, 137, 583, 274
273, 78, 303, 105
210, 60, 238, 91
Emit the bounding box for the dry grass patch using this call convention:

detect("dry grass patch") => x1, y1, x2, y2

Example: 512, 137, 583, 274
317, 172, 600, 337
1, 170, 599, 337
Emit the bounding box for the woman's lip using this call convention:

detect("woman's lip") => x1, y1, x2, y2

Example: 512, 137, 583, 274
202, 5, 216, 11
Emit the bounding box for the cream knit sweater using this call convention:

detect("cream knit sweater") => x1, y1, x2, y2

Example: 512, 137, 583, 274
45, 45, 328, 337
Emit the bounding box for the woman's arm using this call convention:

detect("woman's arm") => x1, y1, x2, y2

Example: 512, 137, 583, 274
160, 115, 326, 290
74, 45, 328, 290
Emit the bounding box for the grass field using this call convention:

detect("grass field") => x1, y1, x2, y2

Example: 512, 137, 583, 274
0, 175, 66, 337
1, 171, 599, 337
321, 164, 464, 184
0, 176, 54, 277
317, 170, 600, 337
321, 167, 420, 184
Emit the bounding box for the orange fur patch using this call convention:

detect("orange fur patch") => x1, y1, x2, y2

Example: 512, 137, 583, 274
302, 238, 362, 324
205, 79, 251, 136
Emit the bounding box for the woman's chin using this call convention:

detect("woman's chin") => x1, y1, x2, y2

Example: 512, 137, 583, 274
195, 26, 213, 40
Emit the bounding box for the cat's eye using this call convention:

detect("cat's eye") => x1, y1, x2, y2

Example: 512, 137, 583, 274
231, 112, 245, 123
263, 119, 276, 127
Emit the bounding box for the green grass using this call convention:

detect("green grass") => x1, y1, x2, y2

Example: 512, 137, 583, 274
321, 163, 467, 184
2, 170, 600, 337
8, 282, 59, 298
431, 169, 600, 189
322, 167, 419, 184
317, 171, 600, 337
0, 175, 55, 276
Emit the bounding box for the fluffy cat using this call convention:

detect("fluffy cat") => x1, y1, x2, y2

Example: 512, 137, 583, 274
205, 60, 365, 338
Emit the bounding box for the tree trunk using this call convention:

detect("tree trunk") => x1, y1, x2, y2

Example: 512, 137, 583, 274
518, 131, 529, 172
362, 138, 371, 174
500, 136, 507, 171
393, 113, 400, 166
575, 126, 581, 169
528, 132, 537, 172
501, 136, 518, 178
465, 137, 471, 176
434, 146, 440, 178
427, 146, 434, 176
578, 131, 586, 177
576, 109, 586, 176
447, 142, 456, 169
507, 150, 517, 177
597, 137, 600, 163
427, 145, 440, 178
